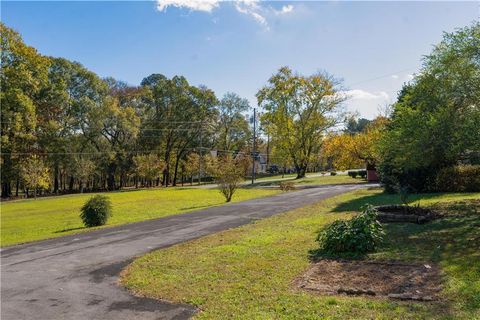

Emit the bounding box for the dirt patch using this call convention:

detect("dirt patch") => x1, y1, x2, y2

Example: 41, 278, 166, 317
296, 259, 443, 301
375, 205, 439, 224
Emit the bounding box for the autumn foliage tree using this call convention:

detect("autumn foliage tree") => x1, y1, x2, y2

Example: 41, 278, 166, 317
257, 67, 345, 179
323, 117, 388, 170
209, 154, 249, 202
20, 156, 51, 199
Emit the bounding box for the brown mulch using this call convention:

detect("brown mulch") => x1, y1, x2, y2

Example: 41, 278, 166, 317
295, 259, 443, 301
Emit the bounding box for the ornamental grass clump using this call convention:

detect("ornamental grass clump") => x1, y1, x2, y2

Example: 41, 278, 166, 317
316, 205, 384, 256
80, 195, 112, 227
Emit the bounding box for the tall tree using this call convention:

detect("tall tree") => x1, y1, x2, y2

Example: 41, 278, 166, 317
379, 22, 480, 191
215, 92, 251, 151
1, 23, 50, 197
140, 74, 217, 186
257, 67, 346, 178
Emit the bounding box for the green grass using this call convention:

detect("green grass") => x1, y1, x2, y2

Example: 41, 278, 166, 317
0, 187, 279, 247
247, 173, 366, 188
121, 189, 480, 319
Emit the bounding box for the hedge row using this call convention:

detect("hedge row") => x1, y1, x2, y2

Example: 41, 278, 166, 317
347, 170, 367, 179
432, 165, 480, 192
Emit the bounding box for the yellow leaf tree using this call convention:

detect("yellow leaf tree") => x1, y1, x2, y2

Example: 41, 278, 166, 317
323, 117, 388, 170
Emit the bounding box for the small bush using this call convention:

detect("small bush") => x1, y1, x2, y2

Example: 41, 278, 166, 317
434, 165, 480, 192
330, 171, 337, 176
80, 195, 112, 227
358, 170, 367, 179
316, 206, 384, 256
279, 181, 296, 191
348, 171, 358, 178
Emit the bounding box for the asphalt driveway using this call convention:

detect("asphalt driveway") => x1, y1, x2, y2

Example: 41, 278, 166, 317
1, 184, 371, 320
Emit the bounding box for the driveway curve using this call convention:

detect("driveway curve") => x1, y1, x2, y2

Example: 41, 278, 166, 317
1, 184, 372, 320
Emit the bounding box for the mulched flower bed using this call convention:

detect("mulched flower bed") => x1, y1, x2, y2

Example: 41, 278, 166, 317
295, 259, 443, 301
374, 205, 439, 224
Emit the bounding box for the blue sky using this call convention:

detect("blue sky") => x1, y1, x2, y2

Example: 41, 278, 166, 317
2, 1, 478, 118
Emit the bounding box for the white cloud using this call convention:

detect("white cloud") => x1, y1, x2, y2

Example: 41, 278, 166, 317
275, 4, 294, 15
343, 89, 391, 119
234, 1, 268, 28
156, 0, 294, 29
391, 74, 399, 79
156, 0, 220, 12
344, 89, 389, 101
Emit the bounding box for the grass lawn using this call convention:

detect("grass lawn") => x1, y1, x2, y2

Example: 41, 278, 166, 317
121, 189, 480, 319
0, 187, 279, 247
248, 174, 366, 188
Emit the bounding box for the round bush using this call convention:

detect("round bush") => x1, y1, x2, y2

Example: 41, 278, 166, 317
80, 195, 112, 227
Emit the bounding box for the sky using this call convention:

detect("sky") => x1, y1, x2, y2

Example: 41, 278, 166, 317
2, 1, 479, 119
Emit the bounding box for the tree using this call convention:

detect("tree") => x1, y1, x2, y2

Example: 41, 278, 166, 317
257, 67, 346, 178
216, 92, 251, 151
20, 156, 50, 199
140, 74, 218, 187
133, 154, 165, 187
379, 22, 480, 192
209, 155, 248, 202
1, 23, 50, 197
73, 157, 96, 193
323, 117, 388, 170
344, 116, 371, 134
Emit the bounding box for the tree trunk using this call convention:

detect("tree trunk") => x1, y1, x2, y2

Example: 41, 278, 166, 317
172, 157, 180, 187
54, 164, 59, 194
107, 163, 116, 190
296, 165, 307, 179
1, 181, 11, 198
69, 176, 74, 192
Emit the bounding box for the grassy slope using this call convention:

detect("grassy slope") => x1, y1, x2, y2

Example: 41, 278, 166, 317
121, 189, 480, 319
0, 188, 279, 247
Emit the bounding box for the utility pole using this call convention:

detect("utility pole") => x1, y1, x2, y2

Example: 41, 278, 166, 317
251, 108, 256, 184
198, 124, 202, 185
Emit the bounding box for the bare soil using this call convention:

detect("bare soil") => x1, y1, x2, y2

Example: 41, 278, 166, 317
296, 259, 443, 301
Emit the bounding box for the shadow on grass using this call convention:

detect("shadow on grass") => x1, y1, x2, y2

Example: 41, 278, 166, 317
54, 226, 85, 233
331, 191, 468, 212
308, 248, 366, 262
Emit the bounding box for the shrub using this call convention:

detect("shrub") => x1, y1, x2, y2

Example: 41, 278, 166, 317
210, 155, 247, 202
80, 195, 112, 227
348, 171, 358, 178
279, 181, 295, 191
434, 165, 480, 192
330, 171, 337, 176
316, 206, 384, 256
358, 170, 367, 179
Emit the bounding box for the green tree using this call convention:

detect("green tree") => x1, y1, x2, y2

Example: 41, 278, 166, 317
133, 154, 165, 187
379, 22, 480, 192
1, 23, 50, 197
216, 92, 251, 151
20, 155, 51, 199
257, 67, 346, 178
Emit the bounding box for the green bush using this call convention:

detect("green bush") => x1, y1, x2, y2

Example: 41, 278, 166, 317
80, 195, 112, 227
330, 171, 337, 176
358, 170, 367, 179
348, 171, 358, 178
316, 206, 384, 256
434, 165, 480, 192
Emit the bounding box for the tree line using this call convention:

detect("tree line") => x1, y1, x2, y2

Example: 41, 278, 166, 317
1, 23, 349, 198
1, 23, 256, 198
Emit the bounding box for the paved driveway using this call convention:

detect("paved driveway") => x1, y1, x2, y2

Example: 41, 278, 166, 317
1, 184, 371, 320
